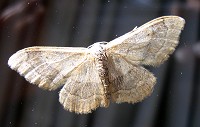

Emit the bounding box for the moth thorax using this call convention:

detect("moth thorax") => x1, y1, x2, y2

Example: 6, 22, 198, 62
88, 42, 110, 97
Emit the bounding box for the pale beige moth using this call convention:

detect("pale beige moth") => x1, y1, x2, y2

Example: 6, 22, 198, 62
8, 16, 185, 114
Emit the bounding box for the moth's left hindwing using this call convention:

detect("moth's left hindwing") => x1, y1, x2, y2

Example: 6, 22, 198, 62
59, 55, 109, 114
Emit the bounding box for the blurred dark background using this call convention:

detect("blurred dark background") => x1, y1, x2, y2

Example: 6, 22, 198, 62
0, 0, 200, 127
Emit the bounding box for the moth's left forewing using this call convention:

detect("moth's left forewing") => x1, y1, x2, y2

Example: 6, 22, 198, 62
106, 16, 185, 66
8, 46, 88, 90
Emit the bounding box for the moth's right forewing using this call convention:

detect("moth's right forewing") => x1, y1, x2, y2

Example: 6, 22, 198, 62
8, 46, 88, 90
106, 16, 185, 66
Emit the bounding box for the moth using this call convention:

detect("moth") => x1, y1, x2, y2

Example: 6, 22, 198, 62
8, 16, 185, 114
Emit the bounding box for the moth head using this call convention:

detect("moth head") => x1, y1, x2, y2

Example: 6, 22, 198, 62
88, 42, 107, 56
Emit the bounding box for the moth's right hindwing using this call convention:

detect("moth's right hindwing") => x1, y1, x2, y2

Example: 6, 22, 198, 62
108, 55, 156, 103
